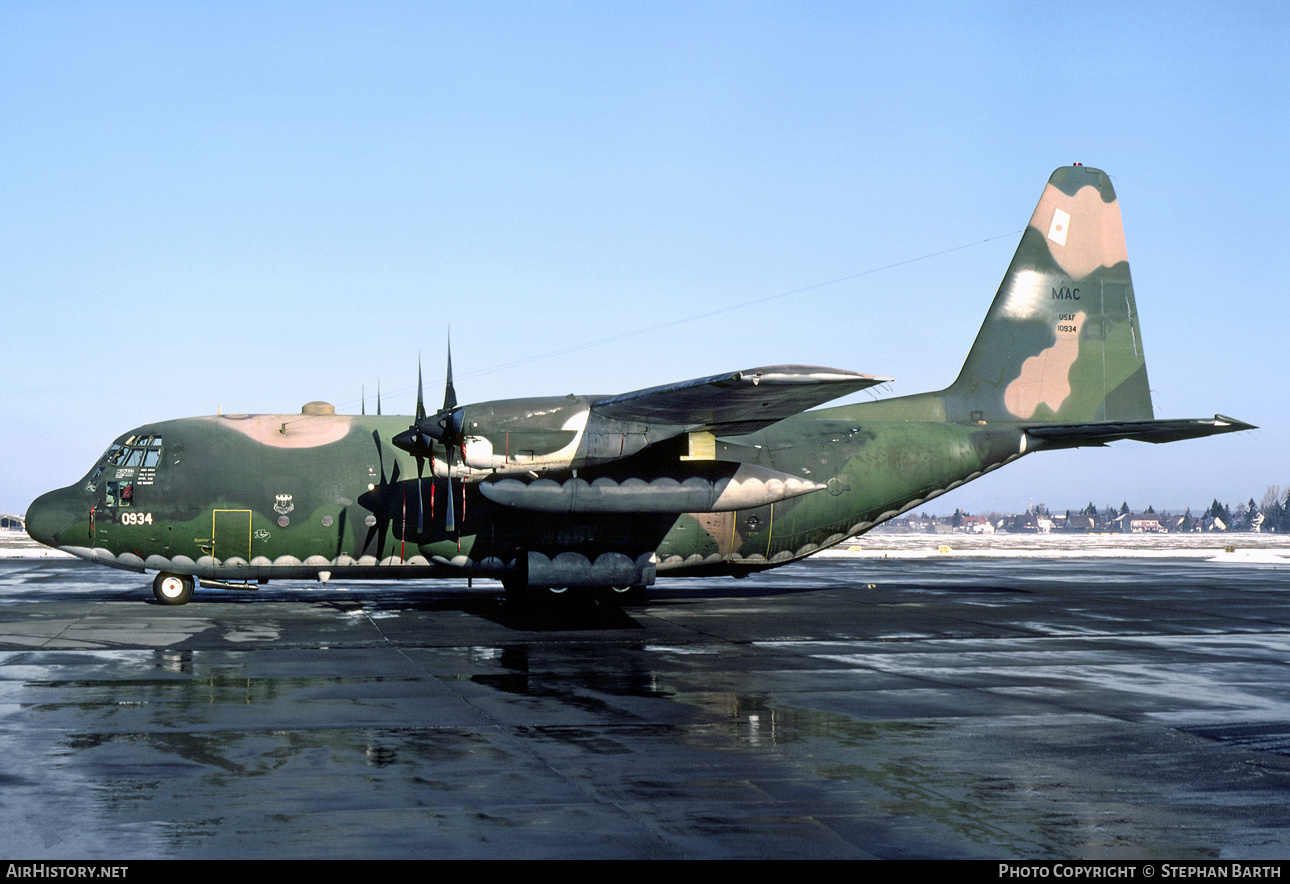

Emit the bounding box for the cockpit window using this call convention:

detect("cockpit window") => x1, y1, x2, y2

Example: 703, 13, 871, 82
87, 445, 122, 489
87, 435, 164, 501
105, 481, 133, 508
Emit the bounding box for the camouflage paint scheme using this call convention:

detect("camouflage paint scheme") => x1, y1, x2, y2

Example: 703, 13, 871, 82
26, 167, 1252, 603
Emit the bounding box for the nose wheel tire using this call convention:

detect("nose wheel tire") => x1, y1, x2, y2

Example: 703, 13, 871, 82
153, 573, 195, 605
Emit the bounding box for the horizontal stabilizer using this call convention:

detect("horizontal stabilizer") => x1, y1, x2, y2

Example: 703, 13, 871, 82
593, 365, 890, 435
1026, 414, 1256, 448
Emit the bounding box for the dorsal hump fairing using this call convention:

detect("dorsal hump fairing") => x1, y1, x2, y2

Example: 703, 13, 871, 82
943, 165, 1153, 425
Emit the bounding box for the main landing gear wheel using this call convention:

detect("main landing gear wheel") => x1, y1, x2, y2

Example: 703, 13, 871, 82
532, 586, 572, 604
152, 573, 195, 606
503, 584, 576, 607
606, 585, 646, 605
502, 582, 645, 607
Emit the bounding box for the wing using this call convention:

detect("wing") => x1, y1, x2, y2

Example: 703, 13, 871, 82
591, 365, 891, 436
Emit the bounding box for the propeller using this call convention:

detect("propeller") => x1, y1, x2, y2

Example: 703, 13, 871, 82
393, 337, 464, 532
357, 429, 402, 558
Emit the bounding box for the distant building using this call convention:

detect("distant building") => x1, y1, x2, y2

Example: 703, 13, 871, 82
0, 514, 25, 532
999, 512, 1048, 533
1064, 514, 1097, 533
1116, 513, 1162, 533
958, 515, 993, 534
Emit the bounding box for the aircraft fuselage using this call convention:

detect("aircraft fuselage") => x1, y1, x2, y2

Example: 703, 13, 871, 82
26, 402, 1029, 588
26, 166, 1254, 604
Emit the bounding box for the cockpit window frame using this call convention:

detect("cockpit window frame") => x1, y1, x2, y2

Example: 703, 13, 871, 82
87, 435, 164, 502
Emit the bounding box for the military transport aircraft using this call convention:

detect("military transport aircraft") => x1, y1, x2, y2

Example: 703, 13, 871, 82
26, 166, 1253, 605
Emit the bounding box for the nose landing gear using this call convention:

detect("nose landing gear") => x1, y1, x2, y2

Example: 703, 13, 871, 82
152, 573, 195, 605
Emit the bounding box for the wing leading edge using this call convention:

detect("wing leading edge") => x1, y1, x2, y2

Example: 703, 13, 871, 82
592, 365, 890, 436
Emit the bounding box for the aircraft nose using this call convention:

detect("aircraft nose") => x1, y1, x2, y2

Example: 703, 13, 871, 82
26, 486, 88, 549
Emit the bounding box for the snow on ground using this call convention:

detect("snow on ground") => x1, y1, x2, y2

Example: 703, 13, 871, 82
0, 532, 73, 558
2, 530, 1287, 563
817, 531, 1290, 562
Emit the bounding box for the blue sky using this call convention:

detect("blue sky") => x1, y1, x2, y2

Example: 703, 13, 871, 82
3, 1, 1286, 517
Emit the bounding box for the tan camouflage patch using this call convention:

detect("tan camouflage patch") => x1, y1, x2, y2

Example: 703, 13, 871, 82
1003, 311, 1085, 418
1028, 184, 1129, 278
692, 511, 737, 556
204, 413, 353, 448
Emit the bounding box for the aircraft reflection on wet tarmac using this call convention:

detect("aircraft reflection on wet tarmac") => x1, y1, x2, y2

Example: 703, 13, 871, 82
2, 555, 1290, 859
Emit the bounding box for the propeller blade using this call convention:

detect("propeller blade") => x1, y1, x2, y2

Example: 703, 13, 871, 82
392, 337, 464, 535
333, 508, 347, 560
443, 331, 457, 411
358, 429, 402, 559
415, 360, 425, 423
358, 431, 385, 557
444, 446, 456, 533
372, 429, 385, 478
415, 454, 426, 534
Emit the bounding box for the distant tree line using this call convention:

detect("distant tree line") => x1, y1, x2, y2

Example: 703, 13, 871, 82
930, 486, 1290, 533
1071, 485, 1290, 532
1251, 486, 1290, 533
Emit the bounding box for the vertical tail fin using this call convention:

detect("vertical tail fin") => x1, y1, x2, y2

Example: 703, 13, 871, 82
944, 165, 1153, 424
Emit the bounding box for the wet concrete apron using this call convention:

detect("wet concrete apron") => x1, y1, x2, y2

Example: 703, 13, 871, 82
2, 557, 1289, 859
